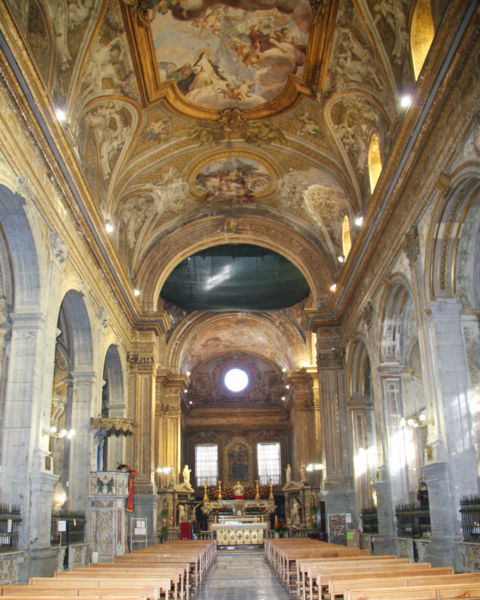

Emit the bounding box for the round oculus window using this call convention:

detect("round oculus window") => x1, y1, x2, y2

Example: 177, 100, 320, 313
224, 368, 249, 393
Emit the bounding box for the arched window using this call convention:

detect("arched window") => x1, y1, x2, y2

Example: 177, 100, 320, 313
368, 132, 382, 193
411, 0, 435, 80
342, 214, 352, 260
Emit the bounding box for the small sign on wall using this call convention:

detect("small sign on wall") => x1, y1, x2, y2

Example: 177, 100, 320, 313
57, 520, 67, 532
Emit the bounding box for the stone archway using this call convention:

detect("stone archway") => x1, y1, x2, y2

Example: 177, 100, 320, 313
53, 290, 94, 512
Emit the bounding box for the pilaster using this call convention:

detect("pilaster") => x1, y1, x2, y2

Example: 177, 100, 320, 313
316, 330, 354, 518
68, 370, 97, 512
127, 340, 158, 495
156, 371, 189, 480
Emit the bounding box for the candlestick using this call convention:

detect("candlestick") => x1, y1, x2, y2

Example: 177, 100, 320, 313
203, 480, 208, 503
255, 479, 259, 500
269, 477, 274, 500
218, 480, 222, 500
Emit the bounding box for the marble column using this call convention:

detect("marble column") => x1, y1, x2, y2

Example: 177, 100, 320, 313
316, 331, 354, 520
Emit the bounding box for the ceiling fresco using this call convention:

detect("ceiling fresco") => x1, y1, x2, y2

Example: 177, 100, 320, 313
3, 0, 443, 378
150, 1, 311, 109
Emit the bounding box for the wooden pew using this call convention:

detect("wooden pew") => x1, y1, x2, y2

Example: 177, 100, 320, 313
296, 556, 412, 599
1, 596, 145, 600
2, 594, 145, 599
67, 566, 186, 600
1, 584, 150, 598
299, 558, 419, 600
346, 582, 480, 600
29, 576, 171, 600
328, 567, 455, 598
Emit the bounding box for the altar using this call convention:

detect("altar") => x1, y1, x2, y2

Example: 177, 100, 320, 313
211, 520, 268, 546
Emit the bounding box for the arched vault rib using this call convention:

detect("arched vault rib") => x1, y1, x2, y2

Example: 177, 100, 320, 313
135, 214, 335, 312
165, 311, 310, 375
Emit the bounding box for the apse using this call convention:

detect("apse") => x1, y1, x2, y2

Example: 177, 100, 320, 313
160, 244, 310, 312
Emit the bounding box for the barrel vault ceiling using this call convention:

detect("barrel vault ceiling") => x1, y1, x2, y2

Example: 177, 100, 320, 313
1, 0, 453, 375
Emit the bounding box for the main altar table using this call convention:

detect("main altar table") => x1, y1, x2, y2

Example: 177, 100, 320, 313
211, 521, 267, 546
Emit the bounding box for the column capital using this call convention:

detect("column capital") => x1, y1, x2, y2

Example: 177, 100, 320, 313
127, 351, 157, 373
317, 347, 345, 369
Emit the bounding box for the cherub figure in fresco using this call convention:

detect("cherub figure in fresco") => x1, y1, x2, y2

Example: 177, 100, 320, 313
220, 79, 254, 103
231, 38, 263, 70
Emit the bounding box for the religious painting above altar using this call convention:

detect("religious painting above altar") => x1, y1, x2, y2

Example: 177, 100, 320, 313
228, 443, 249, 481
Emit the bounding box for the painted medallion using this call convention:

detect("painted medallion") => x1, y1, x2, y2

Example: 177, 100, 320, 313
194, 156, 271, 202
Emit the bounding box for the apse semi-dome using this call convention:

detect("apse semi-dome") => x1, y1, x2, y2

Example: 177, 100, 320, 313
160, 244, 310, 312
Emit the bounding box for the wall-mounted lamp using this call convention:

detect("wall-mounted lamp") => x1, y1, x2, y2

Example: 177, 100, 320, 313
401, 412, 427, 429
306, 463, 324, 472
156, 466, 172, 474
44, 426, 76, 439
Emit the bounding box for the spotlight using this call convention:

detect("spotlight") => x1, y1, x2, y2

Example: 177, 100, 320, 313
338, 255, 345, 263
134, 289, 141, 297
105, 221, 114, 234
400, 94, 412, 108
329, 283, 337, 292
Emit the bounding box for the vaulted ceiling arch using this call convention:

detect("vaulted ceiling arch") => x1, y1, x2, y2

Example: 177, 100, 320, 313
136, 213, 336, 312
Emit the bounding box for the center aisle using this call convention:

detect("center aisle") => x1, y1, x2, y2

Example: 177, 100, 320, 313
194, 549, 291, 600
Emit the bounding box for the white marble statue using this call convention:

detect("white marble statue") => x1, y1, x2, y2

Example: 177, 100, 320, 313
286, 463, 292, 483
182, 464, 191, 486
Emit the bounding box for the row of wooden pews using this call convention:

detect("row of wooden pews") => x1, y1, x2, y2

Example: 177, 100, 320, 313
0, 539, 216, 600
265, 538, 480, 600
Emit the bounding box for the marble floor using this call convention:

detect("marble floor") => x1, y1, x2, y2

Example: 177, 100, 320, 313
194, 549, 291, 600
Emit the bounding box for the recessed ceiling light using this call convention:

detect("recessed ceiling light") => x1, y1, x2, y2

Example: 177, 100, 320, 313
55, 108, 66, 122
134, 288, 141, 297
400, 94, 412, 108
338, 255, 345, 263
105, 221, 114, 233
354, 216, 364, 227
329, 283, 337, 292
